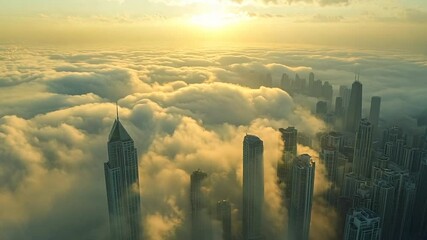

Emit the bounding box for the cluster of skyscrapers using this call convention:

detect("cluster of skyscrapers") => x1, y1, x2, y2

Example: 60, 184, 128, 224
281, 73, 427, 240
103, 72, 427, 240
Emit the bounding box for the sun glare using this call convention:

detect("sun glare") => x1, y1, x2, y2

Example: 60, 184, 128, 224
190, 11, 244, 29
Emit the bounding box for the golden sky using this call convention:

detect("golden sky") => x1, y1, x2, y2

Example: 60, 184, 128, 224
1, 0, 427, 51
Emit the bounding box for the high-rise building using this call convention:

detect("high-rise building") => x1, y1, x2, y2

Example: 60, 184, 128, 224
217, 200, 232, 240
294, 73, 306, 93
314, 80, 323, 98
288, 154, 315, 240
344, 208, 381, 240
104, 117, 141, 240
343, 173, 367, 198
371, 180, 395, 240
321, 147, 338, 204
353, 184, 372, 210
308, 72, 315, 96
243, 135, 264, 240
280, 127, 298, 156
346, 78, 363, 132
337, 197, 354, 239
394, 180, 416, 240
322, 81, 333, 103
353, 119, 374, 179
191, 170, 212, 240
369, 96, 381, 136
281, 73, 292, 92
403, 147, 422, 173
322, 131, 344, 151
335, 97, 344, 116
340, 85, 351, 109
316, 100, 328, 116
278, 127, 298, 207
321, 147, 337, 182
412, 158, 427, 237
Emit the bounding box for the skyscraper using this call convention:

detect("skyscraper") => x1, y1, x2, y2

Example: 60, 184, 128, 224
344, 208, 381, 240
353, 119, 373, 179
280, 127, 298, 156
316, 100, 328, 116
346, 78, 363, 132
369, 96, 381, 136
104, 116, 141, 240
281, 73, 292, 93
191, 170, 212, 240
340, 85, 351, 109
217, 200, 232, 240
322, 81, 333, 103
288, 154, 315, 240
308, 72, 315, 96
371, 180, 395, 240
335, 97, 344, 116
413, 158, 427, 237
277, 127, 298, 205
394, 180, 416, 240
243, 135, 264, 240
321, 147, 338, 204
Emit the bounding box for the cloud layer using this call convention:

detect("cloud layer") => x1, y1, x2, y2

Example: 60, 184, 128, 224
0, 45, 426, 239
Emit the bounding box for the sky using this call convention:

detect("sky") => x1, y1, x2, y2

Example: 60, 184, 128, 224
1, 0, 427, 52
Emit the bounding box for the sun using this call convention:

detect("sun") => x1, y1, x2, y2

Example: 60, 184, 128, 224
190, 11, 244, 29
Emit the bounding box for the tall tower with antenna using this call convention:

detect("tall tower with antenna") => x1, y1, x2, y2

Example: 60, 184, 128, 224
104, 104, 141, 240
346, 74, 363, 133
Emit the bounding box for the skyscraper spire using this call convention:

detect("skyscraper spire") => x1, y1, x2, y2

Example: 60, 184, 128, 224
116, 102, 119, 121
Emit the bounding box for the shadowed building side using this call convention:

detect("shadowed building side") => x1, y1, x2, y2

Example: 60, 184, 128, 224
191, 170, 212, 240
346, 78, 362, 133
288, 154, 315, 240
243, 134, 264, 240
277, 127, 298, 207
104, 118, 141, 240
353, 119, 374, 179
217, 200, 232, 240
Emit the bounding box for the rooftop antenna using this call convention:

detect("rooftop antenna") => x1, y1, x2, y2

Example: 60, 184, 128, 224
116, 101, 119, 121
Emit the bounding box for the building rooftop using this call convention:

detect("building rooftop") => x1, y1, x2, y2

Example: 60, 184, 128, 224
108, 119, 132, 143
244, 134, 263, 144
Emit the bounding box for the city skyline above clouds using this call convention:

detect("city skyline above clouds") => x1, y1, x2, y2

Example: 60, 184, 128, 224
1, 1, 427, 239
1, 46, 426, 239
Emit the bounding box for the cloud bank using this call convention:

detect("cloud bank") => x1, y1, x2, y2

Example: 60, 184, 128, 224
0, 45, 426, 239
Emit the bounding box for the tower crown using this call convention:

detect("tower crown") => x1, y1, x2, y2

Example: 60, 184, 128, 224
108, 119, 132, 143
